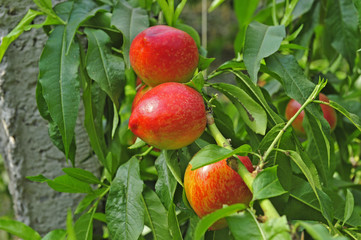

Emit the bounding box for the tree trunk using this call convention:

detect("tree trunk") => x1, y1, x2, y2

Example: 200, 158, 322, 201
0, 0, 100, 235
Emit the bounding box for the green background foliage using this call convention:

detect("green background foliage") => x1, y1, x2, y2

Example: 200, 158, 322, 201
1, 0, 361, 239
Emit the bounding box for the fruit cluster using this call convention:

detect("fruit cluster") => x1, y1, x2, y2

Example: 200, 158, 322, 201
128, 25, 206, 150
129, 25, 254, 230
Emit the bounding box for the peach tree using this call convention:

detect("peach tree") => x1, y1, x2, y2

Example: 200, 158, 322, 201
1, 0, 361, 239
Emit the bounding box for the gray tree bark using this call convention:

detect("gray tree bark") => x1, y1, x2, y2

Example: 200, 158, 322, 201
0, 0, 100, 235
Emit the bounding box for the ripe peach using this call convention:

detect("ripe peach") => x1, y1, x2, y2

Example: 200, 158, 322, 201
129, 82, 206, 150
285, 93, 337, 135
184, 156, 253, 230
129, 25, 199, 87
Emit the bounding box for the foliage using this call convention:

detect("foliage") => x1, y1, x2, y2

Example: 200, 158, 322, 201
1, 0, 361, 239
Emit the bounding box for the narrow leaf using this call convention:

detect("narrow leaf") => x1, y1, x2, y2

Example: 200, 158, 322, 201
26, 174, 49, 183
74, 213, 93, 240
261, 216, 291, 240
0, 9, 43, 62
65, 0, 107, 53
111, 0, 149, 67
190, 144, 251, 169
211, 83, 267, 135
168, 203, 183, 240
252, 166, 287, 200
47, 175, 92, 194
39, 25, 80, 159
66, 209, 77, 240
194, 204, 247, 240
84, 28, 125, 107
42, 229, 66, 240
244, 21, 285, 83
343, 189, 354, 225
106, 157, 144, 240
79, 49, 107, 164
33, 0, 62, 22
296, 221, 348, 240
142, 187, 173, 240
279, 150, 333, 222
304, 111, 332, 186
325, 0, 359, 69
233, 0, 260, 53
227, 210, 265, 240
63, 168, 100, 184
164, 150, 183, 187
0, 218, 41, 240
155, 153, 178, 209
328, 100, 361, 132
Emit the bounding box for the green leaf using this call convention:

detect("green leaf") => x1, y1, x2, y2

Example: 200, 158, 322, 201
62, 168, 100, 184
211, 82, 267, 135
65, 0, 107, 54
155, 153, 177, 209
47, 175, 92, 193
190, 144, 251, 169
48, 121, 76, 165
26, 174, 49, 183
227, 209, 266, 240
111, 0, 149, 67
233, 0, 260, 53
230, 70, 284, 126
279, 150, 334, 222
75, 194, 98, 214
288, 176, 361, 227
328, 100, 361, 132
343, 189, 354, 225
168, 203, 183, 240
42, 229, 66, 240
266, 54, 333, 185
261, 216, 291, 240
253, 166, 287, 200
198, 55, 215, 71
128, 138, 147, 149
66, 209, 77, 240
36, 81, 52, 122
194, 204, 247, 240
156, 0, 172, 26
304, 111, 332, 186
164, 150, 183, 187
79, 48, 107, 165
0, 9, 43, 62
39, 25, 80, 159
292, 0, 314, 19
174, 23, 201, 47
74, 213, 93, 240
266, 53, 315, 103
105, 157, 144, 240
174, 0, 187, 23
208, 0, 225, 12
295, 221, 348, 240
244, 22, 285, 83
142, 187, 173, 240
33, 0, 63, 23
84, 28, 125, 107
93, 213, 107, 223
186, 72, 204, 92
325, 0, 359, 69
0, 218, 41, 240
51, 176, 93, 194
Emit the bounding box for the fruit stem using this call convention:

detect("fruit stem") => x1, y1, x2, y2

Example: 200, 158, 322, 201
259, 199, 280, 219
262, 80, 326, 164
206, 112, 232, 150
207, 112, 280, 220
